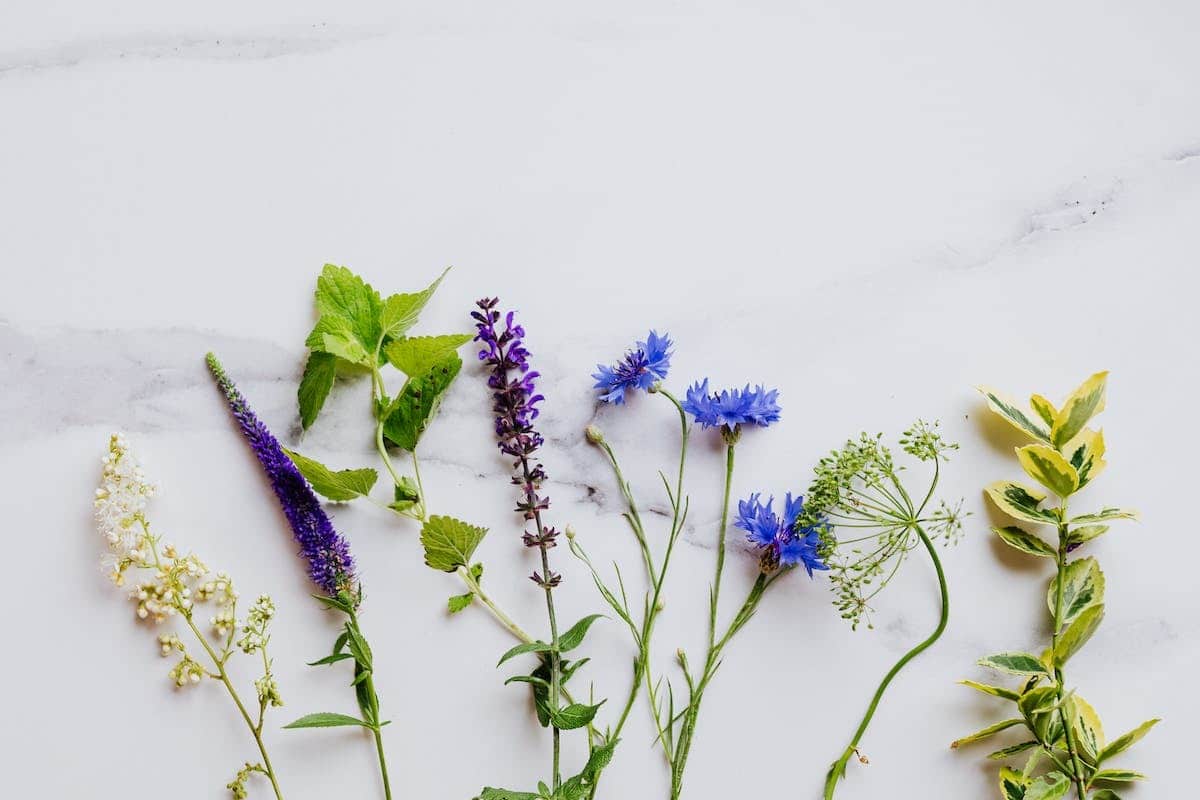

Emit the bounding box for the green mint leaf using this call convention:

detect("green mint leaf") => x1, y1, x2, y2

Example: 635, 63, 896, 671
298, 351, 338, 429
314, 264, 382, 352
448, 592, 474, 614
321, 331, 371, 366
283, 448, 378, 502
476, 789, 540, 800
420, 515, 488, 572
379, 267, 450, 338
383, 333, 473, 377
283, 712, 371, 729
382, 354, 463, 450
558, 614, 605, 653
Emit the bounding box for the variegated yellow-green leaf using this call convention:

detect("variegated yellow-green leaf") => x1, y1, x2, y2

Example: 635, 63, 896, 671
1016, 444, 1079, 497
1066, 694, 1105, 763
1098, 719, 1159, 763
951, 719, 1024, 749
1024, 771, 1070, 800
1050, 371, 1108, 448
960, 679, 1021, 701
1017, 686, 1058, 720
994, 525, 1057, 558
1064, 428, 1107, 488
978, 652, 1052, 677
978, 386, 1051, 442
1030, 394, 1058, 427
998, 766, 1029, 799
1070, 507, 1139, 524
1047, 557, 1105, 629
1066, 524, 1110, 549
1052, 603, 1104, 666
988, 740, 1039, 760
1091, 792, 1123, 800
985, 482, 1058, 525
1092, 769, 1146, 783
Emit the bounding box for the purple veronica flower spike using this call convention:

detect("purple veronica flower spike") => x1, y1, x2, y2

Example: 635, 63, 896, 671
592, 330, 673, 405
735, 491, 828, 575
206, 353, 357, 600
681, 379, 782, 430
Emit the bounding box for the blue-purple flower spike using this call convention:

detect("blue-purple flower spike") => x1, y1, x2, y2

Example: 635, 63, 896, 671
592, 330, 673, 404
206, 353, 358, 600
681, 379, 782, 430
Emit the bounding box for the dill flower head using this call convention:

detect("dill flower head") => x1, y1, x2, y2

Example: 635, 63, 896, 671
206, 353, 357, 600
681, 379, 781, 432
735, 492, 828, 575
592, 330, 673, 404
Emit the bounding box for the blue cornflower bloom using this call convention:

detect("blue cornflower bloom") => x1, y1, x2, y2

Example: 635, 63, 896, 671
681, 379, 782, 430
735, 492, 828, 575
592, 330, 673, 404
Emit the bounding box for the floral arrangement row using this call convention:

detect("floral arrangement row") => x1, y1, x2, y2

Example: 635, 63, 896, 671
93, 266, 1156, 800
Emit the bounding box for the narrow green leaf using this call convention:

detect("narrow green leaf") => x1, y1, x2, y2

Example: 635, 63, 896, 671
985, 482, 1058, 525
497, 640, 554, 667
1016, 444, 1080, 497
307, 652, 354, 666
379, 268, 450, 338
384, 333, 473, 378
420, 515, 488, 572
284, 448, 377, 502
551, 701, 604, 730
298, 351, 338, 429
1047, 558, 1105, 629
994, 525, 1057, 558
951, 718, 1024, 748
959, 679, 1021, 701
448, 592, 474, 614
312, 593, 354, 614
283, 712, 371, 729
988, 740, 1039, 760
382, 354, 463, 450
1098, 719, 1160, 763
1053, 603, 1104, 667
978, 652, 1052, 677
1091, 769, 1145, 783
1051, 371, 1108, 448
1070, 508, 1139, 524
558, 614, 605, 653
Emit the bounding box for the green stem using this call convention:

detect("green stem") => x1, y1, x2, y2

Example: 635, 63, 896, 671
708, 444, 736, 652
824, 525, 948, 800
371, 710, 393, 800
1052, 505, 1089, 800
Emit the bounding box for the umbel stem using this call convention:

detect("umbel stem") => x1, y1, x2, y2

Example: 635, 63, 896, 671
824, 526, 948, 800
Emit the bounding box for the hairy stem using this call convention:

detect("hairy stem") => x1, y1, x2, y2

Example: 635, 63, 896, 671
824, 524, 948, 800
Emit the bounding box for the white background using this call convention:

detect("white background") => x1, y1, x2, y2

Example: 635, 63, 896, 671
2, 2, 1196, 798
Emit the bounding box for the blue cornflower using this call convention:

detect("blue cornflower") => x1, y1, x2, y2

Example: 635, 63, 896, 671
735, 492, 828, 575
681, 379, 782, 430
592, 330, 673, 404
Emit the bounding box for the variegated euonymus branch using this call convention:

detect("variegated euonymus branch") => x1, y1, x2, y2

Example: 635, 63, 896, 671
955, 372, 1158, 800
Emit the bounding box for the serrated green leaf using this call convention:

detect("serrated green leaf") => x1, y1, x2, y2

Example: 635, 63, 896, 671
951, 718, 1024, 749
307, 652, 354, 666
994, 525, 1057, 558
321, 330, 371, 366
420, 515, 487, 573
1070, 508, 1139, 524
1098, 719, 1159, 763
1047, 558, 1104, 630
497, 640, 555, 667
1024, 771, 1070, 800
448, 592, 474, 614
314, 264, 383, 352
977, 386, 1051, 442
344, 625, 374, 671
380, 268, 450, 338
998, 766, 1029, 799
298, 351, 338, 429
283, 448, 377, 502
1016, 444, 1079, 497
1092, 769, 1145, 783
1053, 603, 1104, 666
283, 712, 371, 729
1066, 524, 1110, 549
959, 679, 1021, 701
558, 614, 604, 653
552, 701, 604, 730
978, 652, 1052, 677
559, 738, 620, 800
986, 482, 1058, 525
988, 740, 1039, 760
382, 354, 463, 451
384, 334, 473, 378
1051, 371, 1108, 448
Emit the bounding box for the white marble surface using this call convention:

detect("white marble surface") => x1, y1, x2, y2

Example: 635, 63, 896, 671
3, 2, 1197, 797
